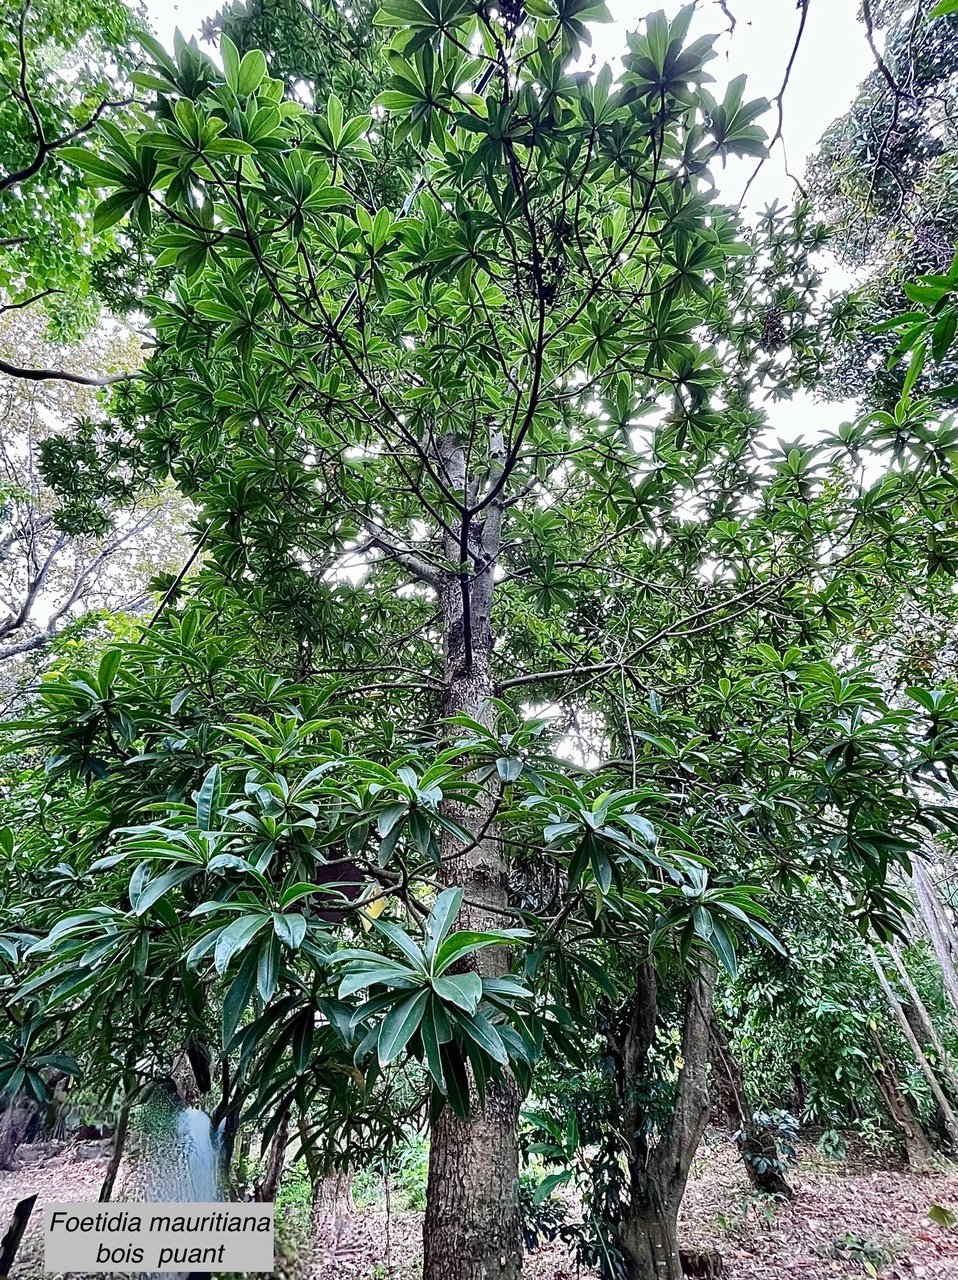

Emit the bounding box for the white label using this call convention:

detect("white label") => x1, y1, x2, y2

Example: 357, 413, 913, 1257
44, 1203, 274, 1273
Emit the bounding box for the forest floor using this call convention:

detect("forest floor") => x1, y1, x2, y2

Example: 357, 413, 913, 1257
3, 1136, 958, 1279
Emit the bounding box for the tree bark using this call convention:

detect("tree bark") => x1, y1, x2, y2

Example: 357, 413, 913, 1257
98, 1102, 130, 1202
867, 946, 958, 1146
911, 862, 958, 1019
889, 940, 958, 1098
612, 962, 717, 1280
422, 435, 521, 1280
253, 1111, 290, 1202
0, 1096, 34, 1172
709, 1018, 793, 1198
868, 1028, 934, 1169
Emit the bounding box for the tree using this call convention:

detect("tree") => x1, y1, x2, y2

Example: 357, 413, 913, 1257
9, 5, 958, 1280
0, 0, 147, 336
0, 308, 188, 671
807, 0, 958, 407
26, 4, 794, 1272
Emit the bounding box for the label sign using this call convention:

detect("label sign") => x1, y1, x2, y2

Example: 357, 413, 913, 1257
44, 1203, 274, 1273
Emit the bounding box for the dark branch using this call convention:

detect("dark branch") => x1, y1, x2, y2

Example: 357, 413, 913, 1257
0, 357, 140, 386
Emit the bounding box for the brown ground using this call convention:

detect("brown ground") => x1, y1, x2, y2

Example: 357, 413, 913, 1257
4, 1137, 958, 1279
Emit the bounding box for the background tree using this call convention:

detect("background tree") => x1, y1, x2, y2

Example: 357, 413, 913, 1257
807, 0, 958, 407
0, 0, 148, 337
0, 309, 188, 671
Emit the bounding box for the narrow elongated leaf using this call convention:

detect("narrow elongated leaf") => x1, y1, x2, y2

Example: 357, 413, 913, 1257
214, 913, 269, 973
378, 988, 429, 1065
432, 971, 482, 1013
423, 887, 462, 962
194, 765, 222, 833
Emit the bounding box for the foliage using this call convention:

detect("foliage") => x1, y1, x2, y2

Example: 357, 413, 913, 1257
0, 0, 147, 331
808, 0, 958, 407
6, 0, 958, 1269
733, 1108, 797, 1185
0, 309, 188, 670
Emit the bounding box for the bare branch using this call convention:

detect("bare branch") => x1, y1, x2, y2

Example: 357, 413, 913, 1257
0, 357, 140, 387
739, 0, 811, 207
362, 519, 445, 590
0, 289, 60, 316
861, 0, 906, 100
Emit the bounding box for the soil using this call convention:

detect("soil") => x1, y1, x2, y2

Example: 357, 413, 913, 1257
4, 1136, 958, 1279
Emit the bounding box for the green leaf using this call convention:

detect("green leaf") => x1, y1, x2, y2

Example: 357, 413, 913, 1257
92, 191, 136, 233
272, 912, 307, 950
432, 971, 482, 1013
132, 865, 199, 915
378, 989, 429, 1064
928, 1202, 958, 1227
194, 765, 222, 832
214, 913, 269, 973
237, 49, 267, 96
223, 949, 259, 1045
423, 887, 462, 961
257, 935, 279, 1001
221, 34, 241, 91
457, 1009, 508, 1065
291, 1011, 314, 1073
533, 1170, 571, 1204
420, 1003, 446, 1090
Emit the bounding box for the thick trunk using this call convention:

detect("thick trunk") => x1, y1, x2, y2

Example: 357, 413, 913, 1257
425, 1086, 521, 1280
868, 946, 958, 1146
911, 862, 958, 1019
423, 436, 520, 1280
869, 1029, 935, 1168
614, 964, 717, 1280
709, 1018, 793, 1198
619, 1202, 682, 1280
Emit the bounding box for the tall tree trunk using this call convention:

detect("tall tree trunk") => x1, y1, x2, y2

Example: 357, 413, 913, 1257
867, 946, 958, 1146
422, 436, 521, 1280
911, 862, 958, 1018
868, 1028, 934, 1169
709, 1018, 793, 1198
613, 962, 717, 1280
889, 941, 958, 1097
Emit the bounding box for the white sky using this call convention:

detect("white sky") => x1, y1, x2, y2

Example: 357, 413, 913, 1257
142, 0, 880, 439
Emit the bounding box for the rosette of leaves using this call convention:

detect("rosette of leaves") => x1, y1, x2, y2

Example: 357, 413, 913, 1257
331, 887, 534, 1115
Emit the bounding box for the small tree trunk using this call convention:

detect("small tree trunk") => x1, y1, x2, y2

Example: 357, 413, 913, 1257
912, 863, 958, 1018
0, 1195, 38, 1278
709, 1019, 793, 1198
868, 946, 958, 1146
888, 942, 958, 1098
869, 1028, 934, 1169
0, 1096, 34, 1171
614, 963, 718, 1280
253, 1112, 290, 1202
98, 1102, 130, 1202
